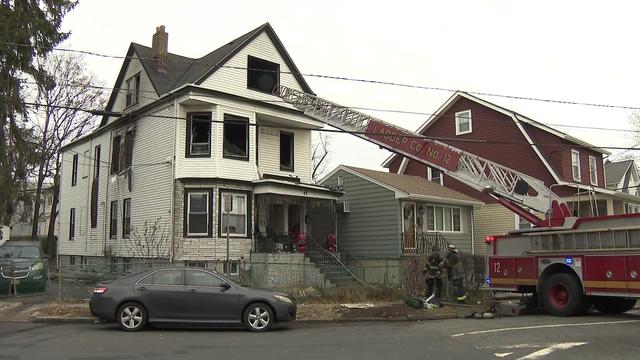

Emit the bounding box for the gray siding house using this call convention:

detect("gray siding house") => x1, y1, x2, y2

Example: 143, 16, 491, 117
321, 166, 483, 256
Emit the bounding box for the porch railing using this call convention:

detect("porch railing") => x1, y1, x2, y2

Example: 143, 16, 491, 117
401, 232, 449, 255
305, 234, 368, 287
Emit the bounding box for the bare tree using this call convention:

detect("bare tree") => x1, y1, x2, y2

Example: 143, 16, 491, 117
311, 132, 331, 182
124, 217, 182, 260
28, 53, 105, 255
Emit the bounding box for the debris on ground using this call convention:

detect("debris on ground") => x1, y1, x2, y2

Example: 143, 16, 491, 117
340, 303, 375, 309
29, 301, 91, 319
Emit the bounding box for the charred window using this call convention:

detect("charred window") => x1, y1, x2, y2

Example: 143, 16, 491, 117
280, 131, 294, 171
247, 56, 279, 93
186, 113, 211, 157
223, 114, 249, 161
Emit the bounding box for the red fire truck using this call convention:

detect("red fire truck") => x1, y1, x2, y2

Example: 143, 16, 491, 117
275, 85, 640, 316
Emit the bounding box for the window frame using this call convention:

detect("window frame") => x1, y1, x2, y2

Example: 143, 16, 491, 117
455, 110, 472, 135
571, 149, 581, 181
69, 208, 76, 240
109, 200, 118, 239
218, 190, 251, 238
122, 198, 131, 239
94, 145, 101, 179
185, 112, 212, 158
184, 189, 213, 238
589, 155, 598, 186
279, 131, 294, 172
246, 55, 280, 94
427, 166, 443, 185
423, 205, 462, 233
71, 154, 78, 186
125, 73, 141, 107
222, 114, 250, 161
111, 135, 121, 174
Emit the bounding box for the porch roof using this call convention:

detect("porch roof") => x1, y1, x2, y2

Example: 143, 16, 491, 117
253, 179, 341, 200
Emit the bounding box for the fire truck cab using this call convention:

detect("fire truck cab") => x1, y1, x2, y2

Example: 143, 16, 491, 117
486, 213, 640, 316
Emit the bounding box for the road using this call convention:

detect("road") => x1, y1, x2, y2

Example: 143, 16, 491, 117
0, 312, 639, 359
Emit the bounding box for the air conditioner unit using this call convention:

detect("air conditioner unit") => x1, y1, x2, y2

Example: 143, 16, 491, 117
340, 201, 351, 213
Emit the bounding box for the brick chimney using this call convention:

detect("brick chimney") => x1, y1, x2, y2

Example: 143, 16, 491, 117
152, 25, 168, 73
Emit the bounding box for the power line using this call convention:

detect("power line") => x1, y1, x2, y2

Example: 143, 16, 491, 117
3, 40, 640, 111
21, 101, 640, 152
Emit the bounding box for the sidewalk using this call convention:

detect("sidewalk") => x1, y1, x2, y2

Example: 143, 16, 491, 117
0, 298, 485, 323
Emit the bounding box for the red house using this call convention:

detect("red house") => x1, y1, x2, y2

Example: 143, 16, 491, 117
383, 92, 640, 254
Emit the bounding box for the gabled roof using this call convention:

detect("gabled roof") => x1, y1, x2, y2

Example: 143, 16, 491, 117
381, 91, 610, 174
100, 23, 314, 127
323, 165, 482, 206
605, 159, 634, 186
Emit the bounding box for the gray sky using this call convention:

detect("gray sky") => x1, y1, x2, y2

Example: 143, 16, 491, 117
61, 0, 640, 175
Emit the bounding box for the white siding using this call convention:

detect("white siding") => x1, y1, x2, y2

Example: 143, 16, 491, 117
200, 32, 305, 105
104, 58, 159, 126
258, 126, 311, 183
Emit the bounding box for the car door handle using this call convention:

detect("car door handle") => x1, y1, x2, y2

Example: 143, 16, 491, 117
136, 286, 146, 292
188, 289, 197, 293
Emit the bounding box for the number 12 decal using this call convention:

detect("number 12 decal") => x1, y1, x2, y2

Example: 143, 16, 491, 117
493, 262, 501, 274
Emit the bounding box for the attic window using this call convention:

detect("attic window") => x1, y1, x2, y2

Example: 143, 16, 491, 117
455, 110, 472, 135
247, 56, 279, 93
125, 73, 140, 107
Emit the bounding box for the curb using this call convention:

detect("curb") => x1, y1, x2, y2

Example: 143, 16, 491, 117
30, 316, 95, 323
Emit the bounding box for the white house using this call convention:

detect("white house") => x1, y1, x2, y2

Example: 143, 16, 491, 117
58, 24, 339, 270
605, 159, 640, 213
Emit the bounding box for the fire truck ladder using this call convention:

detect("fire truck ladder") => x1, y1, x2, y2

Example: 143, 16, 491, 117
276, 85, 570, 226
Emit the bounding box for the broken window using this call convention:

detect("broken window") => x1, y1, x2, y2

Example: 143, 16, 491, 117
280, 131, 294, 171
223, 114, 249, 161
247, 56, 279, 93
186, 113, 211, 157
125, 73, 140, 107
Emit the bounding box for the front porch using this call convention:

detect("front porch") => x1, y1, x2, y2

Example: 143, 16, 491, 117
252, 180, 340, 253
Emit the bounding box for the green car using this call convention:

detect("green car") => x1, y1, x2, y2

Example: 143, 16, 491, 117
0, 241, 49, 295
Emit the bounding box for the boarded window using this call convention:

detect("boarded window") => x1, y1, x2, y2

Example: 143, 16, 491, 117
223, 114, 249, 160
280, 132, 294, 171
186, 113, 211, 157
247, 56, 279, 93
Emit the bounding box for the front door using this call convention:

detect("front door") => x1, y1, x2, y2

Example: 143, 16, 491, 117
184, 269, 242, 322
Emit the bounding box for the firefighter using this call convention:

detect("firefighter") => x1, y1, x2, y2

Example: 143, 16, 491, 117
424, 245, 444, 305
445, 244, 467, 302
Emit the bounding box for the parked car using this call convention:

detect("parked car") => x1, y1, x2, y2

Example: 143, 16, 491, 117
90, 267, 296, 332
0, 240, 49, 294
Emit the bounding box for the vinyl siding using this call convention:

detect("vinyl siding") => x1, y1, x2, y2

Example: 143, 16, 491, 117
322, 170, 401, 258
199, 32, 304, 108
105, 57, 159, 126
258, 126, 311, 183
473, 204, 517, 256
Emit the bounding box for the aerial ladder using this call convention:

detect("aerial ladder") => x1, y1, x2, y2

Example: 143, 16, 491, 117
275, 85, 573, 228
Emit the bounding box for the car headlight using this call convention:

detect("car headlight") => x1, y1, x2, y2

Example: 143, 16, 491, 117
273, 294, 294, 304
32, 262, 44, 271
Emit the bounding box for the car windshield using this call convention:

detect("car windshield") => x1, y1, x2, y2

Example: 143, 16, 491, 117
0, 245, 40, 259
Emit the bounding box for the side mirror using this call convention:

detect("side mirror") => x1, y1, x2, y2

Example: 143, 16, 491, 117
220, 282, 231, 290
42, 255, 49, 260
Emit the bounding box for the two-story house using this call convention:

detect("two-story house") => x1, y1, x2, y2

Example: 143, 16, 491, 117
383, 91, 640, 254
605, 159, 640, 212
58, 24, 340, 270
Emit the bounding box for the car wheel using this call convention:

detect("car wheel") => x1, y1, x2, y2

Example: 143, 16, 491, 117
592, 297, 637, 314
542, 273, 585, 316
244, 303, 273, 332
117, 302, 147, 331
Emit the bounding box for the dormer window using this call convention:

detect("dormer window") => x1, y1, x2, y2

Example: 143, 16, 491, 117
125, 73, 140, 107
455, 110, 472, 135
247, 56, 279, 93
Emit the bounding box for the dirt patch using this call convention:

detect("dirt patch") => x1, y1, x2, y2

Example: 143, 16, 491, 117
297, 304, 341, 321
30, 301, 91, 319
338, 303, 459, 320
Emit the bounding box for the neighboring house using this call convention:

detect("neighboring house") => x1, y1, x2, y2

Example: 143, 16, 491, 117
321, 165, 482, 283
383, 92, 640, 254
605, 159, 640, 212
9, 186, 58, 239
58, 24, 340, 270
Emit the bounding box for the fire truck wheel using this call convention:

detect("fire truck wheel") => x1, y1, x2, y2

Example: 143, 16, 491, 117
592, 297, 637, 314
542, 273, 585, 316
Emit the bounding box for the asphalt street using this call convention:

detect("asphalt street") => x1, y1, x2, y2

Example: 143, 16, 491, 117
1, 312, 639, 360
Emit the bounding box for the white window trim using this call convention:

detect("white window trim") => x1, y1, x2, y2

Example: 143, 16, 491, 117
455, 110, 472, 135
337, 175, 344, 188
427, 167, 444, 185
424, 205, 462, 233
571, 149, 581, 181
589, 155, 598, 186
221, 192, 248, 237
187, 191, 210, 237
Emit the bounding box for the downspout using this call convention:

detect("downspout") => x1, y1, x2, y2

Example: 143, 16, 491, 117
169, 98, 178, 262
470, 207, 475, 255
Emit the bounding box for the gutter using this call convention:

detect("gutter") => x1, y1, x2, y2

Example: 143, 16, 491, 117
396, 193, 484, 207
